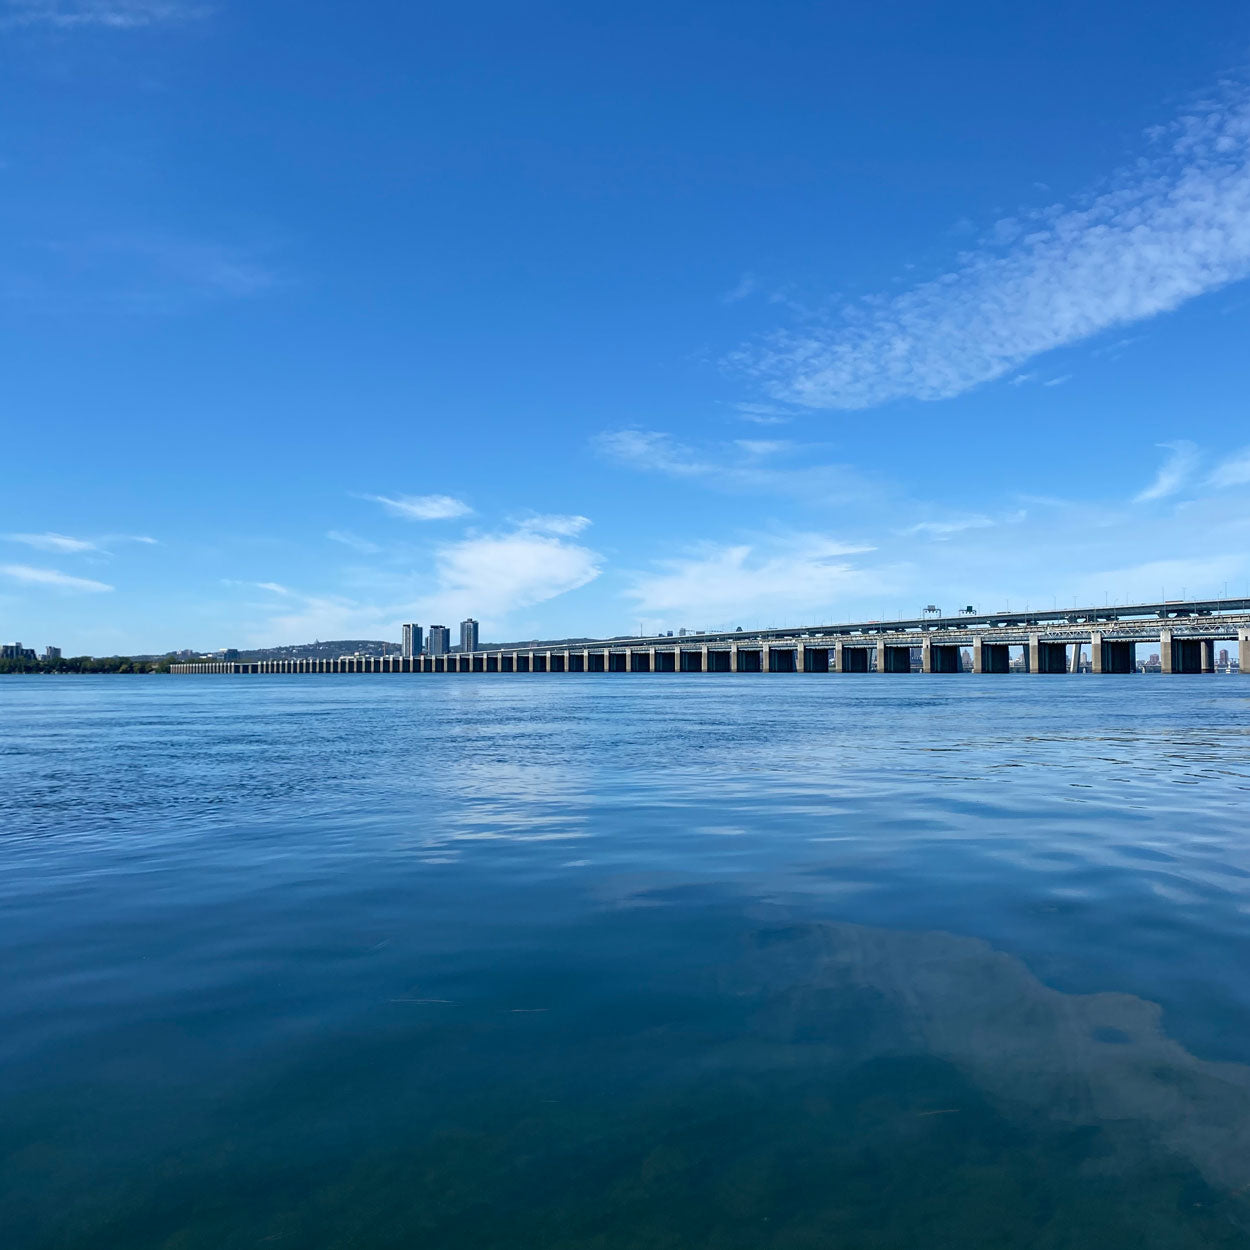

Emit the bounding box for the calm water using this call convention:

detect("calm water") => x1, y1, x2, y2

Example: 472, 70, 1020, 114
3, 674, 1250, 1249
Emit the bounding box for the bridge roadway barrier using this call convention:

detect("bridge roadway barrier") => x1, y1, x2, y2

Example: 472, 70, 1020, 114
172, 613, 1250, 677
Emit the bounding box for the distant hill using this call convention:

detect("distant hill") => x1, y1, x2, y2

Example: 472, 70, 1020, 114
180, 635, 609, 663
235, 639, 397, 661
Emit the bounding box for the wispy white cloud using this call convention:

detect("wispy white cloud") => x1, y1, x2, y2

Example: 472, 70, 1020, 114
722, 273, 758, 304
220, 579, 292, 595
3, 531, 98, 553
1135, 440, 1199, 503
433, 527, 600, 616
624, 533, 885, 627
903, 515, 997, 539
8, 235, 276, 313
512, 514, 592, 537
2, 1, 209, 29
734, 439, 790, 457
734, 83, 1250, 409
366, 493, 472, 521
326, 529, 381, 554
1, 563, 113, 592
3, 531, 158, 555
1209, 446, 1250, 488
733, 401, 794, 426
594, 427, 879, 504
243, 520, 601, 646
595, 429, 708, 477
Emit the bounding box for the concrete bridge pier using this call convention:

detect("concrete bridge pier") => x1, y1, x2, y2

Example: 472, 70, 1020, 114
803, 646, 829, 672
1027, 634, 1068, 673
1241, 629, 1250, 674
1201, 640, 1215, 673
879, 642, 911, 673
1091, 633, 1135, 674
766, 646, 793, 672
841, 645, 870, 673
980, 642, 1010, 673
1036, 640, 1069, 674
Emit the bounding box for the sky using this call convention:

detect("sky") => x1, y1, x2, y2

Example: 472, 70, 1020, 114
3, 0, 1250, 654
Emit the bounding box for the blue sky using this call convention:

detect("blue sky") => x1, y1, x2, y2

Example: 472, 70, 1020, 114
3, 0, 1250, 654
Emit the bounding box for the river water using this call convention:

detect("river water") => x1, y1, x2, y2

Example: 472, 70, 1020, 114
3, 674, 1250, 1248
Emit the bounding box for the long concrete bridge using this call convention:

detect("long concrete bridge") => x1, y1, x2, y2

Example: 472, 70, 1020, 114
173, 597, 1250, 676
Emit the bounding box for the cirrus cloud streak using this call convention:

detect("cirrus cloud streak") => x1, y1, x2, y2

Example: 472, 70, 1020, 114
735, 84, 1250, 410
1, 563, 114, 592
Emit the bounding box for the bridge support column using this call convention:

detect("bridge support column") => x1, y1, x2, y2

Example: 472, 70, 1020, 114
1036, 641, 1069, 674
972, 637, 984, 673
921, 638, 932, 673
730, 644, 739, 673
1070, 642, 1083, 674
842, 645, 870, 673
1104, 640, 1135, 673
701, 645, 709, 672
648, 646, 657, 672
796, 642, 805, 673
879, 643, 910, 673
761, 642, 771, 673
1090, 632, 1103, 674
1160, 629, 1173, 674
1240, 630, 1250, 675
1028, 634, 1040, 674
1201, 640, 1215, 673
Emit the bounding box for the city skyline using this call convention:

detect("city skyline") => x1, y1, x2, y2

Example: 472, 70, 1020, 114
3, 3, 1250, 654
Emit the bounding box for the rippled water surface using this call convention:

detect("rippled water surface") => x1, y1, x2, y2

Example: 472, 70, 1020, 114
3, 673, 1250, 1248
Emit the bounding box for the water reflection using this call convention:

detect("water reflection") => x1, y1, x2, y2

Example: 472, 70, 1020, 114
735, 920, 1250, 1200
